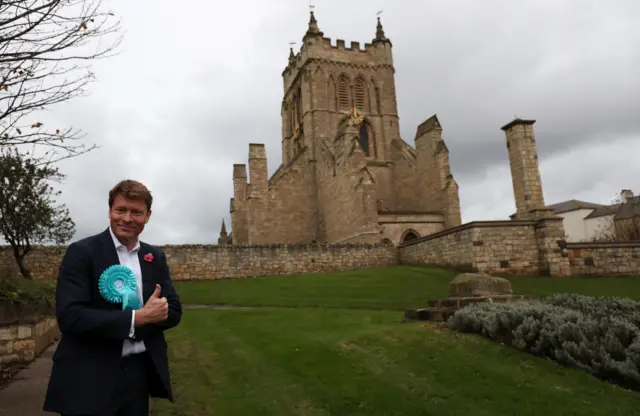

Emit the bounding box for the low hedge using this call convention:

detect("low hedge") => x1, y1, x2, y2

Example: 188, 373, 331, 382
448, 294, 640, 391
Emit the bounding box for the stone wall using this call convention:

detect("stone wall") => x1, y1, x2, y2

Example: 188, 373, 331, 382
3, 231, 640, 281
0, 242, 397, 281
398, 219, 640, 277
566, 241, 640, 276
0, 246, 67, 279
398, 220, 544, 276
0, 301, 59, 364
378, 212, 444, 243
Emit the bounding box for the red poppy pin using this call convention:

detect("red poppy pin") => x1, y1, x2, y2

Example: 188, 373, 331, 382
143, 253, 154, 263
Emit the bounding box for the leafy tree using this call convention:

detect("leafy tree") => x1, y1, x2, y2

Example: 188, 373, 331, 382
0, 147, 75, 278
0, 0, 122, 163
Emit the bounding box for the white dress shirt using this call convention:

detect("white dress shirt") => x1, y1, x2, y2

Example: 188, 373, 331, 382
108, 226, 147, 357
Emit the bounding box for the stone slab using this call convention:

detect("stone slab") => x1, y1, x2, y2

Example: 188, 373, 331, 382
448, 273, 513, 297
0, 343, 57, 415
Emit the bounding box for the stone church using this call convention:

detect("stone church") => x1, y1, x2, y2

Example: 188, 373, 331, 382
222, 12, 461, 246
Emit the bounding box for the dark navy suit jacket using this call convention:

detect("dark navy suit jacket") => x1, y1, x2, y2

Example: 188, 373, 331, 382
43, 228, 182, 415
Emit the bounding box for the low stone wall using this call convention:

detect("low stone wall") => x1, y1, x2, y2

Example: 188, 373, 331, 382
164, 243, 396, 280
0, 245, 67, 280
0, 242, 397, 281
0, 301, 59, 365
3, 231, 640, 280
398, 221, 543, 275
566, 241, 640, 276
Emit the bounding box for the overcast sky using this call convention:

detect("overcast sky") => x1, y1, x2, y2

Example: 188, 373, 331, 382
13, 0, 640, 245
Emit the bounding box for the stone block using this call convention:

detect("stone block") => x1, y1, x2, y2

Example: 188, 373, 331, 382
0, 340, 13, 355
448, 272, 513, 297
0, 326, 17, 341
18, 325, 32, 339
0, 354, 19, 364
13, 339, 35, 352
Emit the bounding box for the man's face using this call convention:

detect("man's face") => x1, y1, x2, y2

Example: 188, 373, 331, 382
109, 194, 151, 243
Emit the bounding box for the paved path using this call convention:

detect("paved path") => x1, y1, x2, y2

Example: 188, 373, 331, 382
0, 343, 57, 415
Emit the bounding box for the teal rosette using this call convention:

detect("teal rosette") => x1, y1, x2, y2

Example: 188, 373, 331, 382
98, 265, 141, 310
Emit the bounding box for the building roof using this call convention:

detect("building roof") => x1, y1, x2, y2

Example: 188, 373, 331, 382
546, 199, 606, 214
613, 196, 640, 220
584, 203, 622, 219
509, 199, 609, 219
508, 195, 639, 221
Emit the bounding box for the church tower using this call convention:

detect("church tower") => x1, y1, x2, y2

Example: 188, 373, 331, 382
281, 12, 400, 167
228, 11, 461, 245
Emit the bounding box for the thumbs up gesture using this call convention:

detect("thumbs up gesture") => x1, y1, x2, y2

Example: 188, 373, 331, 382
151, 284, 162, 299
136, 284, 169, 326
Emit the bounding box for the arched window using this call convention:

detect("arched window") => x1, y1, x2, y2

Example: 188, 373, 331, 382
401, 230, 419, 243
359, 123, 370, 156
354, 77, 366, 111
338, 75, 349, 110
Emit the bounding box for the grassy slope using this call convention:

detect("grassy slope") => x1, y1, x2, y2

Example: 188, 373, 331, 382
153, 308, 640, 415
150, 266, 640, 415
174, 265, 640, 308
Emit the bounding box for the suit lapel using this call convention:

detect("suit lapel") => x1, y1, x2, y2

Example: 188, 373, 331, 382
98, 228, 120, 268
138, 243, 155, 304
96, 228, 123, 310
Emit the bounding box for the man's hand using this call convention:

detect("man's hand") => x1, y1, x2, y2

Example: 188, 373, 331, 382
134, 284, 169, 327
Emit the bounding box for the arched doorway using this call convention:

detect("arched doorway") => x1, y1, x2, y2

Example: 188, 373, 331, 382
401, 229, 419, 243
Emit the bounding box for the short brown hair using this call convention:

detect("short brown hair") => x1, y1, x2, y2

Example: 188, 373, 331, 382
108, 179, 153, 211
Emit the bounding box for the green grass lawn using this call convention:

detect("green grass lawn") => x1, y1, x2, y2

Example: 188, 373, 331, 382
174, 265, 640, 308
150, 266, 640, 415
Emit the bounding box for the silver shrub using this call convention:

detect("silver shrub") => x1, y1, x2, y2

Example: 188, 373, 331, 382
543, 293, 640, 329
448, 299, 640, 389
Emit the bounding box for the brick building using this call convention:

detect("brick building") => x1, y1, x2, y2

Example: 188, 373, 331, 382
227, 12, 461, 245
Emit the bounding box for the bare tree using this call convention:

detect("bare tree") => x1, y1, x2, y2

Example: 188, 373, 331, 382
0, 0, 122, 163
591, 194, 640, 242
0, 147, 75, 278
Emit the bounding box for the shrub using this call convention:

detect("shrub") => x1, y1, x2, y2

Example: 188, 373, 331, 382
543, 293, 640, 329
448, 300, 640, 391
0, 274, 56, 308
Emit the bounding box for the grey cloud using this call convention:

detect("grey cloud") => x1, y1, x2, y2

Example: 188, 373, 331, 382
7, 0, 637, 245
388, 0, 640, 176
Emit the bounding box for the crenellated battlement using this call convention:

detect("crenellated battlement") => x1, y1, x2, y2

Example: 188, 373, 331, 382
321, 37, 377, 52
282, 12, 393, 94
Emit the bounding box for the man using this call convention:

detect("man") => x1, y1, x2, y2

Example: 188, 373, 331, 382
43, 179, 182, 416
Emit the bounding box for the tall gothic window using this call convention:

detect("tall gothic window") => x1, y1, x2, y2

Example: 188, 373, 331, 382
338, 75, 349, 110
288, 100, 294, 135
354, 77, 366, 111
296, 87, 302, 124
359, 122, 370, 156
328, 76, 336, 111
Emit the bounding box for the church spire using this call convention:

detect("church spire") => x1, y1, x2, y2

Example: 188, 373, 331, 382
303, 10, 323, 40
220, 219, 227, 234
373, 16, 389, 43
288, 46, 295, 65
218, 219, 230, 245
